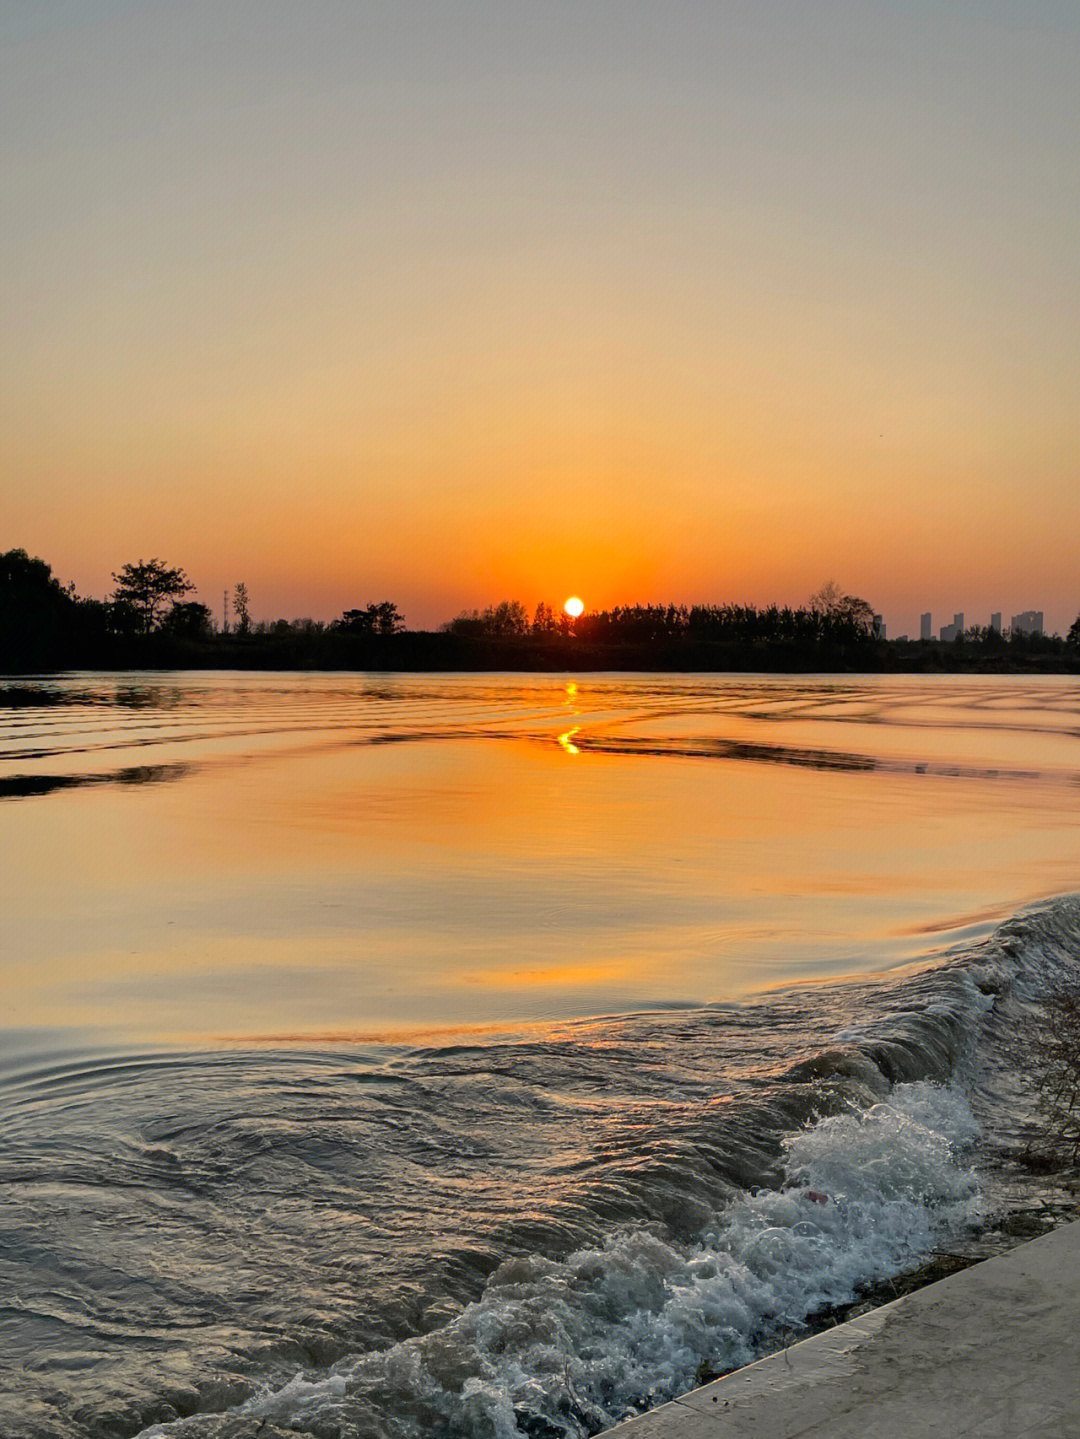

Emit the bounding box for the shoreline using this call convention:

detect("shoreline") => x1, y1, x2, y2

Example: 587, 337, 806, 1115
5, 631, 1080, 680
691, 1195, 1079, 1390
606, 1208, 1080, 1438
6, 656, 1080, 679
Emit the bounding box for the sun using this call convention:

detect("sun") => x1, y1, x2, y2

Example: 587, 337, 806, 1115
563, 596, 584, 618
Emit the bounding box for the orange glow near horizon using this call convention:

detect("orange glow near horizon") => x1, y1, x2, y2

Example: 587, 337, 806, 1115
4, 7, 1079, 640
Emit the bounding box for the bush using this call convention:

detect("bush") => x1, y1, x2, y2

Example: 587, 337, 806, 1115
1027, 987, 1080, 1166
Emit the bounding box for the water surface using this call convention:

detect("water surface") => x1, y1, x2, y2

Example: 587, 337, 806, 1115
4, 672, 1080, 1040
3, 673, 1080, 1438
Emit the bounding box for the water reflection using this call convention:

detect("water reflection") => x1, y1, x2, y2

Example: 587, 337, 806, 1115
569, 731, 1051, 782
0, 761, 193, 800
0, 685, 69, 707
558, 727, 581, 756
3, 673, 1080, 1041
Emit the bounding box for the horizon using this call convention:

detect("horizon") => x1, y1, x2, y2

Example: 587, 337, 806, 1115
5, 4, 1078, 643
17, 544, 1073, 642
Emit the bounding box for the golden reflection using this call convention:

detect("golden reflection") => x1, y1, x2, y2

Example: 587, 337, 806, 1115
461, 961, 629, 990
9, 676, 1080, 1040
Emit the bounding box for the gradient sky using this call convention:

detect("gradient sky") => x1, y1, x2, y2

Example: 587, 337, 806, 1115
4, 2, 1078, 634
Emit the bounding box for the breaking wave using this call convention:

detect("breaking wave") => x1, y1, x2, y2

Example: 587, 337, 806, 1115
207, 1085, 979, 1439
115, 897, 1080, 1439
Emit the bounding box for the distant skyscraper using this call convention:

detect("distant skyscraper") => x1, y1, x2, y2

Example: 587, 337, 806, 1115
872, 614, 885, 639
940, 612, 964, 643
1010, 611, 1044, 637
920, 612, 932, 641
990, 612, 1002, 634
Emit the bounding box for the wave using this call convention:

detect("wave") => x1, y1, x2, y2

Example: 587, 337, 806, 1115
120, 897, 1080, 1439
192, 1085, 979, 1439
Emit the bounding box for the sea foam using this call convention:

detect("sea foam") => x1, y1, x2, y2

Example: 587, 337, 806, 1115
144, 1080, 981, 1439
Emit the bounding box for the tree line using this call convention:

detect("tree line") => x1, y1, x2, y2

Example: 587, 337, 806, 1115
3, 547, 1078, 674
440, 585, 879, 645
0, 551, 406, 665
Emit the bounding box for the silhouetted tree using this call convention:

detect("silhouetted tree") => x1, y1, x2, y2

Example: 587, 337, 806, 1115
232, 582, 251, 636
442, 610, 483, 636
532, 601, 557, 635
1, 549, 72, 613
339, 602, 404, 636
444, 601, 530, 638
968, 624, 1005, 650
0, 548, 76, 668
159, 601, 214, 640
808, 582, 877, 639
1067, 615, 1080, 654
70, 596, 115, 651
836, 595, 877, 636
808, 580, 844, 615
111, 559, 193, 633
105, 598, 142, 637
486, 601, 530, 636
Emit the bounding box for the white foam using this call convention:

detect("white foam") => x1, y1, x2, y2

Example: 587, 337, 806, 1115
143, 1081, 982, 1438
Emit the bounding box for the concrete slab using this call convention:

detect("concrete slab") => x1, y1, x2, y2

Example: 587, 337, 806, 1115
604, 1220, 1080, 1439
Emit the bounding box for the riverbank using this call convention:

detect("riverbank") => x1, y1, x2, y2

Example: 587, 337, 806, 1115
4, 628, 1079, 676
606, 1212, 1080, 1438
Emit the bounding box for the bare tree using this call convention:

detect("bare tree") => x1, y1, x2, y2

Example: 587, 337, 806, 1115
808, 580, 844, 614
808, 581, 876, 637
1025, 987, 1080, 1167
232, 582, 251, 636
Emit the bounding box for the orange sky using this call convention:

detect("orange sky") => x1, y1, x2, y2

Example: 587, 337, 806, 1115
4, 3, 1078, 635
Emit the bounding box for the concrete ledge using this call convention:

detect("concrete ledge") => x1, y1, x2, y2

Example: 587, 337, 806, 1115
605, 1219, 1080, 1439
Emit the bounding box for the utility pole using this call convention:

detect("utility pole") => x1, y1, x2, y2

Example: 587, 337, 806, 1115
222, 589, 229, 634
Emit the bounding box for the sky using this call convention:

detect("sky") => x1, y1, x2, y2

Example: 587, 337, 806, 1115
3, 1, 1078, 635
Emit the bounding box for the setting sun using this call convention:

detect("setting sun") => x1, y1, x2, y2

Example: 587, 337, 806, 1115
564, 597, 584, 618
